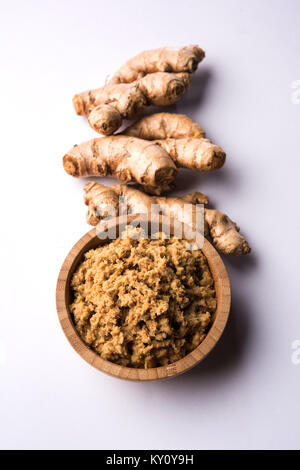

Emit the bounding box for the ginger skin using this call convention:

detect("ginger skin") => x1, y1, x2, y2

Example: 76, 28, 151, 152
123, 112, 205, 140
109, 45, 205, 84
63, 136, 177, 194
157, 138, 225, 171
63, 129, 225, 194
124, 113, 226, 171
73, 72, 191, 135
83, 182, 251, 256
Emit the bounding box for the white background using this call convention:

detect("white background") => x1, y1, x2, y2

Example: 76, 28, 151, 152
0, 0, 300, 450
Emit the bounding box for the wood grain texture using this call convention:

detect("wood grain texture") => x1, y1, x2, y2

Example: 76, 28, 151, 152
56, 214, 231, 381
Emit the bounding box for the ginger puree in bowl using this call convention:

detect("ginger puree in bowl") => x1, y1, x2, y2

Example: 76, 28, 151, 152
70, 231, 216, 368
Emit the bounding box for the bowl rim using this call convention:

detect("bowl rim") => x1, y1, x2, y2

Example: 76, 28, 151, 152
56, 214, 231, 381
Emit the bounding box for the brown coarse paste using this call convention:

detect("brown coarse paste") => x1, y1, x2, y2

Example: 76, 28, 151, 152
70, 233, 217, 368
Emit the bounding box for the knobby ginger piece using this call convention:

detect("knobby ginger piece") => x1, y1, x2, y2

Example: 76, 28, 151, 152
74, 72, 192, 135
123, 112, 206, 140
109, 45, 205, 84
63, 136, 177, 194
84, 182, 251, 256
63, 129, 225, 195
123, 113, 226, 171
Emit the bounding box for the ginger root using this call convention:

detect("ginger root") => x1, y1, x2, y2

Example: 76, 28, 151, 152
123, 113, 226, 171
109, 45, 205, 84
156, 138, 225, 171
83, 182, 251, 256
123, 112, 205, 140
63, 136, 177, 194
73, 45, 205, 135
63, 128, 225, 194
73, 72, 191, 135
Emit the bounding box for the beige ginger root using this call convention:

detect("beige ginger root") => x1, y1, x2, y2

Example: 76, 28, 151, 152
63, 136, 177, 194
63, 132, 225, 194
123, 112, 206, 140
123, 113, 226, 171
73, 72, 192, 135
156, 138, 225, 171
109, 45, 205, 84
123, 113, 225, 171
83, 182, 251, 256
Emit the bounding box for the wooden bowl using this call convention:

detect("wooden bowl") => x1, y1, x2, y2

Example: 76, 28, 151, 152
56, 215, 231, 381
